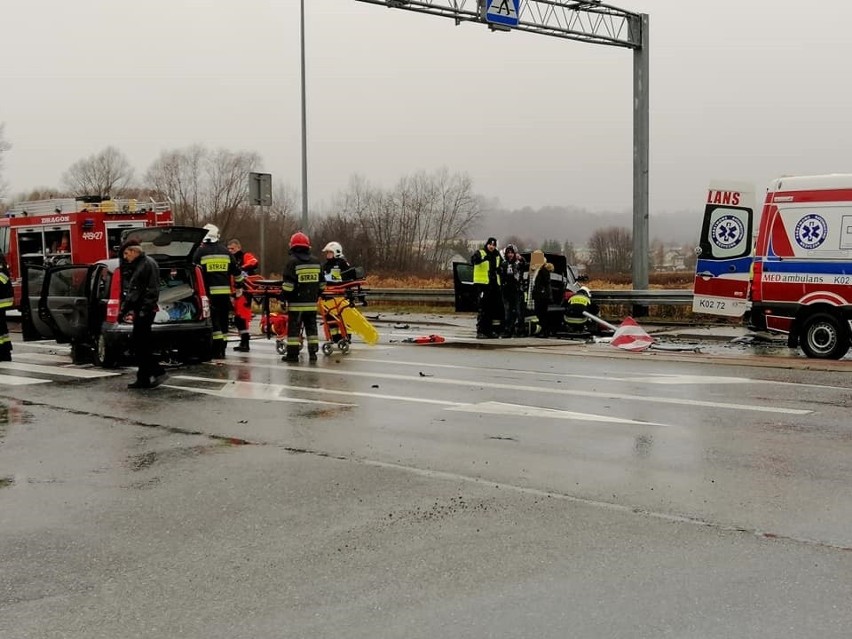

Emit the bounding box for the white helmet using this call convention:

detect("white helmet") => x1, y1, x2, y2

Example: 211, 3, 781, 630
579, 286, 591, 296
202, 223, 220, 243
322, 241, 344, 258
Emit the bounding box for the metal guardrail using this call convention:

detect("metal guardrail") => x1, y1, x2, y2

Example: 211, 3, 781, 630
369, 288, 694, 306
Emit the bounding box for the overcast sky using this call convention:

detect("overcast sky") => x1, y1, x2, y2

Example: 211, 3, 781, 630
2, 0, 852, 216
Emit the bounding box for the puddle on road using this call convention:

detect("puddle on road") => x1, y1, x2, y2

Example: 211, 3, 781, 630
654, 337, 805, 359
125, 441, 241, 472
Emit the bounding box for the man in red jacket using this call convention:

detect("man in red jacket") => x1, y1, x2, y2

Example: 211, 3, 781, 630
227, 238, 259, 352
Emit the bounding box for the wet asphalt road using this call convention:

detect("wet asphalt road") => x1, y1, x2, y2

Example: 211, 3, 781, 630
2, 322, 852, 638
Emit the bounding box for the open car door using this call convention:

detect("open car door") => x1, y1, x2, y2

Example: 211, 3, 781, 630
21, 264, 54, 341
452, 261, 478, 312
37, 265, 102, 343
693, 181, 755, 317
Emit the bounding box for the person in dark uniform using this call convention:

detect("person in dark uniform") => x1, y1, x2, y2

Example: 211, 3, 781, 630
280, 232, 324, 363
193, 224, 243, 358
0, 254, 13, 362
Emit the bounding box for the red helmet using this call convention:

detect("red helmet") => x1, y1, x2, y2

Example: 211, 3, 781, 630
289, 231, 310, 249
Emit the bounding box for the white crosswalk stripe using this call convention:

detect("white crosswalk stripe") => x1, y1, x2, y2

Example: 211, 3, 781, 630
0, 350, 123, 386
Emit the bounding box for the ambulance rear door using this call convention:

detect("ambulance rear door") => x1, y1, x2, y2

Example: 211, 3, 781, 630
692, 181, 756, 317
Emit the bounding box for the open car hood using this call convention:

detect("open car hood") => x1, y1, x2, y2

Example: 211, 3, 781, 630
120, 226, 207, 261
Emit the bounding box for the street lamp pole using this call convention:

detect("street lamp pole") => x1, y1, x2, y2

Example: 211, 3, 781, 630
300, 0, 309, 229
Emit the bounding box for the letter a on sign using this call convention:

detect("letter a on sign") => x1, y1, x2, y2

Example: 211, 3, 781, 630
486, 0, 520, 27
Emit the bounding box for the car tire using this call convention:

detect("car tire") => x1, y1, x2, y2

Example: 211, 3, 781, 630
800, 312, 850, 360
93, 333, 119, 368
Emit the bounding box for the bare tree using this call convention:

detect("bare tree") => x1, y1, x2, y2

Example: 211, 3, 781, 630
144, 145, 261, 238
229, 183, 300, 276
650, 238, 666, 271
562, 240, 577, 264
588, 226, 632, 275
0, 124, 10, 201
541, 239, 561, 253
681, 243, 697, 272
145, 145, 205, 226
205, 148, 261, 234
62, 146, 134, 197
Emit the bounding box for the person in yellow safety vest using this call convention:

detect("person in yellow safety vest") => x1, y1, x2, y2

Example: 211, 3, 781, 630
471, 237, 504, 338
0, 254, 13, 361
192, 224, 244, 358
563, 286, 598, 332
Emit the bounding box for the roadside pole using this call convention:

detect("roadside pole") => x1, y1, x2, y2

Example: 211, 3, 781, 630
249, 172, 273, 273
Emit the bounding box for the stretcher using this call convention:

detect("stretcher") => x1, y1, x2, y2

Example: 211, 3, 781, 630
243, 277, 290, 354
318, 277, 378, 355
244, 272, 378, 356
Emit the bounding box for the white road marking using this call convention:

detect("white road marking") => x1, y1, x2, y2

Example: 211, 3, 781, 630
218, 361, 811, 415
169, 375, 460, 406
164, 377, 355, 406
0, 362, 120, 379
0, 374, 51, 386
349, 356, 852, 391
13, 341, 71, 352
348, 357, 791, 387
449, 401, 667, 426
13, 352, 81, 365
168, 375, 671, 425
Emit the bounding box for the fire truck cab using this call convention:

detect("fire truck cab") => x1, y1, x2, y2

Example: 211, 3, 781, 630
693, 175, 852, 359
0, 195, 173, 307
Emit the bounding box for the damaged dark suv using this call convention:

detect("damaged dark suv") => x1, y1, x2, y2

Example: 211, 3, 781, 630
452, 251, 588, 332
22, 226, 213, 367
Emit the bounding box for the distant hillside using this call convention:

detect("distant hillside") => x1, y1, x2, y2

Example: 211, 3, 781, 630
474, 205, 702, 247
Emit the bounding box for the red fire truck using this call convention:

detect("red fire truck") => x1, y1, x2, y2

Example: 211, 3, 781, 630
0, 195, 173, 307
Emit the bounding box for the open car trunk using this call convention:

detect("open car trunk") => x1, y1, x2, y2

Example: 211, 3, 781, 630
153, 265, 202, 323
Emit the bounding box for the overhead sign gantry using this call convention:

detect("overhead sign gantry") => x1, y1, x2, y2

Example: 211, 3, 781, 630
354, 0, 650, 298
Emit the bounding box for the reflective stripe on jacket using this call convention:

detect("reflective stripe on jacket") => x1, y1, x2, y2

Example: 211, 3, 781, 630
194, 241, 243, 296
471, 249, 502, 286
564, 293, 592, 324
281, 249, 325, 311
0, 271, 11, 309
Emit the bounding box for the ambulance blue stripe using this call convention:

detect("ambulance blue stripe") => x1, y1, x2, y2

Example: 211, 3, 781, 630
760, 260, 852, 275
695, 257, 752, 277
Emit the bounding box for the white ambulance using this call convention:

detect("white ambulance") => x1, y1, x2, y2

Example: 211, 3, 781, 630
693, 174, 852, 359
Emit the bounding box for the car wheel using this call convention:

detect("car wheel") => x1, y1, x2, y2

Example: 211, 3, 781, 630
93, 333, 119, 368
800, 312, 850, 359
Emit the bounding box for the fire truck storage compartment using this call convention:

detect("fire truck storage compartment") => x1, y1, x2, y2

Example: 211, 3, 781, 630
18, 226, 72, 266
153, 266, 201, 323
